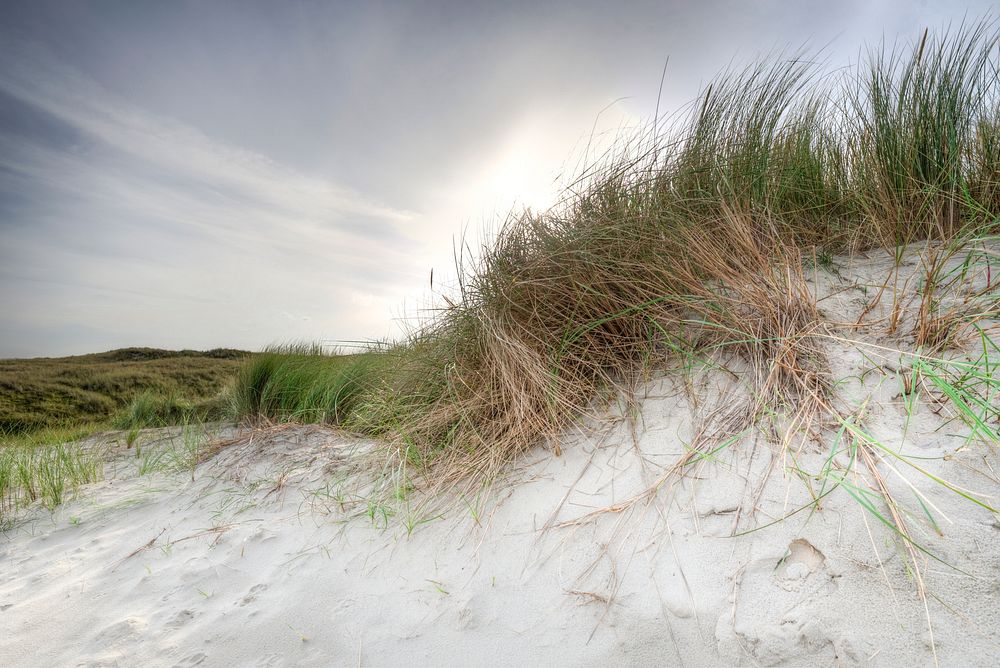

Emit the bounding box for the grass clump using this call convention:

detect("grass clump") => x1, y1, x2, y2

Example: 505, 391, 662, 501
850, 23, 1000, 241
911, 237, 999, 350
232, 20, 999, 505
0, 439, 104, 527
229, 344, 384, 425
112, 390, 228, 430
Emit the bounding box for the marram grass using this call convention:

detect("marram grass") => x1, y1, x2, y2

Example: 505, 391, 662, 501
231, 21, 999, 507
0, 440, 104, 528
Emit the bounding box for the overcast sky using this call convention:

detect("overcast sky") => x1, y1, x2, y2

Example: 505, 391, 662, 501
0, 0, 993, 357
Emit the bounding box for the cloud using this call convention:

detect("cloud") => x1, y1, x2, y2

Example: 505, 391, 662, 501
2, 0, 994, 357
0, 39, 427, 356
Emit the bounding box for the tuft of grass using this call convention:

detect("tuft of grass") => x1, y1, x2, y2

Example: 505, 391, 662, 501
0, 440, 104, 527
912, 236, 999, 351
913, 342, 999, 444
112, 390, 228, 430
229, 345, 386, 426
230, 20, 999, 513
848, 22, 1000, 244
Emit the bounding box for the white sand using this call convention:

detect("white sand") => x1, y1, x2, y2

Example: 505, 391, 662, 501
2, 244, 998, 667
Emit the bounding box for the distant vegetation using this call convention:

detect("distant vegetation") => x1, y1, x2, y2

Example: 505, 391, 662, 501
0, 347, 247, 437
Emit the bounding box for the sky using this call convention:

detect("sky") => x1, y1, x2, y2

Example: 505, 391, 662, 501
0, 0, 994, 358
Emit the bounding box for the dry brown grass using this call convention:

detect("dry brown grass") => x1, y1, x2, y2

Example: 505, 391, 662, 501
358, 204, 834, 507
232, 21, 998, 511
911, 242, 999, 351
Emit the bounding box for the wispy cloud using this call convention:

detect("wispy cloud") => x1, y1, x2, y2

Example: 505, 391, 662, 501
2, 1, 992, 357
0, 39, 426, 356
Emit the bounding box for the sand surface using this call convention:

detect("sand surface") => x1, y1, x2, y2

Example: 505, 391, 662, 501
2, 243, 998, 667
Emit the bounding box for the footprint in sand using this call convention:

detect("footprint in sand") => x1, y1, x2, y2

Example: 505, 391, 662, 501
239, 583, 268, 606
95, 617, 146, 645
776, 538, 825, 580
166, 609, 196, 629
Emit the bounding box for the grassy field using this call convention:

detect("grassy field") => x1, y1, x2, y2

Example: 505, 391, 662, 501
0, 347, 248, 436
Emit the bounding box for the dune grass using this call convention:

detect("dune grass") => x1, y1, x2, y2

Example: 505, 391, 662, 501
112, 389, 229, 431
0, 423, 109, 526
228, 344, 386, 425
0, 440, 105, 528
232, 20, 998, 503
1, 31, 992, 656
225, 33, 996, 654
0, 25, 991, 667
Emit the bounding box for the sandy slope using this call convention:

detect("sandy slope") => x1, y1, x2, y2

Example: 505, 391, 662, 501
2, 244, 998, 667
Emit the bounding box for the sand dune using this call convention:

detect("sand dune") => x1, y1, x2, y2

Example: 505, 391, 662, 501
2, 245, 999, 667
